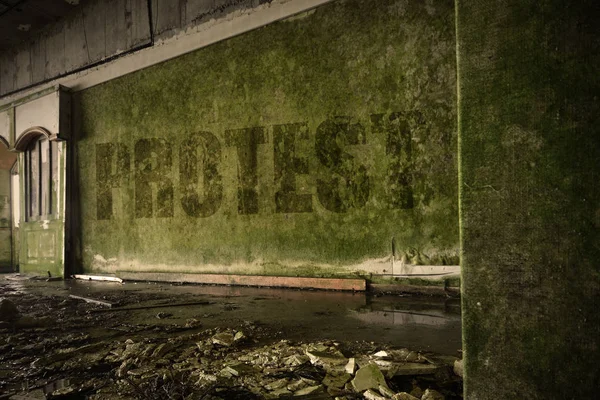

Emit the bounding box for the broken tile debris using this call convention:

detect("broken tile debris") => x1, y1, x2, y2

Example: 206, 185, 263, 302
352, 363, 390, 392
0, 277, 462, 399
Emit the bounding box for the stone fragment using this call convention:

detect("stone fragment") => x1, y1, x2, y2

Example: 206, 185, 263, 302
373, 359, 393, 368
392, 393, 420, 400
287, 379, 308, 391
374, 350, 389, 358
379, 384, 395, 397
355, 356, 372, 369
120, 341, 144, 360
306, 348, 346, 364
220, 366, 239, 378
301, 376, 320, 386
127, 366, 154, 377
420, 354, 458, 367
345, 358, 357, 374
139, 343, 157, 358
422, 388, 445, 400
388, 348, 411, 359
49, 386, 76, 397
364, 389, 387, 400
390, 362, 441, 376
212, 332, 235, 346
226, 362, 256, 376
0, 298, 18, 321
306, 347, 348, 372
453, 359, 463, 378
307, 343, 329, 352
234, 331, 246, 341
285, 354, 309, 366
265, 378, 289, 391
351, 364, 390, 393
322, 372, 352, 389
294, 385, 324, 396
117, 359, 135, 378
195, 371, 218, 383
185, 318, 201, 328
151, 342, 174, 358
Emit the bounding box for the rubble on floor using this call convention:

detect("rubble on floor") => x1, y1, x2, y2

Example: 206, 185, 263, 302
0, 278, 463, 399
1, 324, 462, 399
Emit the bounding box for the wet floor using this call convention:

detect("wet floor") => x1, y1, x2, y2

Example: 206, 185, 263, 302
8, 277, 462, 355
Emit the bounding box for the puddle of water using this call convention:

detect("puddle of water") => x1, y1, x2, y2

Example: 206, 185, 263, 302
4, 277, 462, 355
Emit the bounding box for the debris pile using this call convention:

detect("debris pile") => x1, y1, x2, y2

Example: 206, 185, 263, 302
0, 277, 463, 399
51, 329, 460, 398
2, 322, 462, 399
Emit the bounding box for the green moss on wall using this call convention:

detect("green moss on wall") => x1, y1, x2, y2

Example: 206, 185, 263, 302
457, 0, 600, 398
73, 0, 458, 276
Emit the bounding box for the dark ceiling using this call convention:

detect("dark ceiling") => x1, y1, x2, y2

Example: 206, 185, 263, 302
0, 0, 87, 52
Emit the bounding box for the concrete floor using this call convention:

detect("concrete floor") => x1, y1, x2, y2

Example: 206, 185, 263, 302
8, 276, 462, 355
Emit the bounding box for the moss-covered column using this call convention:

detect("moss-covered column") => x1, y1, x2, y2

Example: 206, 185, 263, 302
457, 0, 600, 398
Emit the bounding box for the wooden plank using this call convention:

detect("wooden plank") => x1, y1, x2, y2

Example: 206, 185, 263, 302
44, 23, 66, 79
69, 294, 114, 307
153, 0, 182, 39
64, 10, 88, 72
30, 37, 46, 84
105, 0, 128, 56
14, 47, 32, 90
128, 0, 152, 48
72, 274, 123, 283
118, 272, 366, 291
82, 0, 107, 62
0, 51, 16, 95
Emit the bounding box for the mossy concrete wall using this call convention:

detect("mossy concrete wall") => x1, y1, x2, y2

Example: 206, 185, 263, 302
73, 0, 458, 278
457, 0, 600, 398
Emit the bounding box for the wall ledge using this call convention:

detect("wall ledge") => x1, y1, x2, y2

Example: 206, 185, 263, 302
117, 272, 366, 291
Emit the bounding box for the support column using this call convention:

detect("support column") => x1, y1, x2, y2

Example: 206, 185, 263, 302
456, 0, 600, 398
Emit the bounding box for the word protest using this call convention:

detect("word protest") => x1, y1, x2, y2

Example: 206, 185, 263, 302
95, 112, 423, 220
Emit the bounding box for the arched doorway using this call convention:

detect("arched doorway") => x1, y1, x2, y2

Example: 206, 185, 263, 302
0, 137, 17, 272
12, 127, 67, 278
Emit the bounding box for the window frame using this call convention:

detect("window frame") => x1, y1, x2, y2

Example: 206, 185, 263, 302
23, 135, 57, 222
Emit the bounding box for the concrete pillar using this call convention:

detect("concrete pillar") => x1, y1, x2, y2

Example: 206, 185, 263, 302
456, 0, 600, 398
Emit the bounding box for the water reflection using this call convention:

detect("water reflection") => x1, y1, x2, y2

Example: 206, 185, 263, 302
3, 276, 463, 355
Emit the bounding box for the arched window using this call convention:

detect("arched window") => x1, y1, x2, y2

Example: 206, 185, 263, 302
24, 136, 58, 220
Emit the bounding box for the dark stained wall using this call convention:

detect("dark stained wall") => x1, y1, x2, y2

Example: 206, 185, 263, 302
457, 0, 600, 398
72, 0, 458, 277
